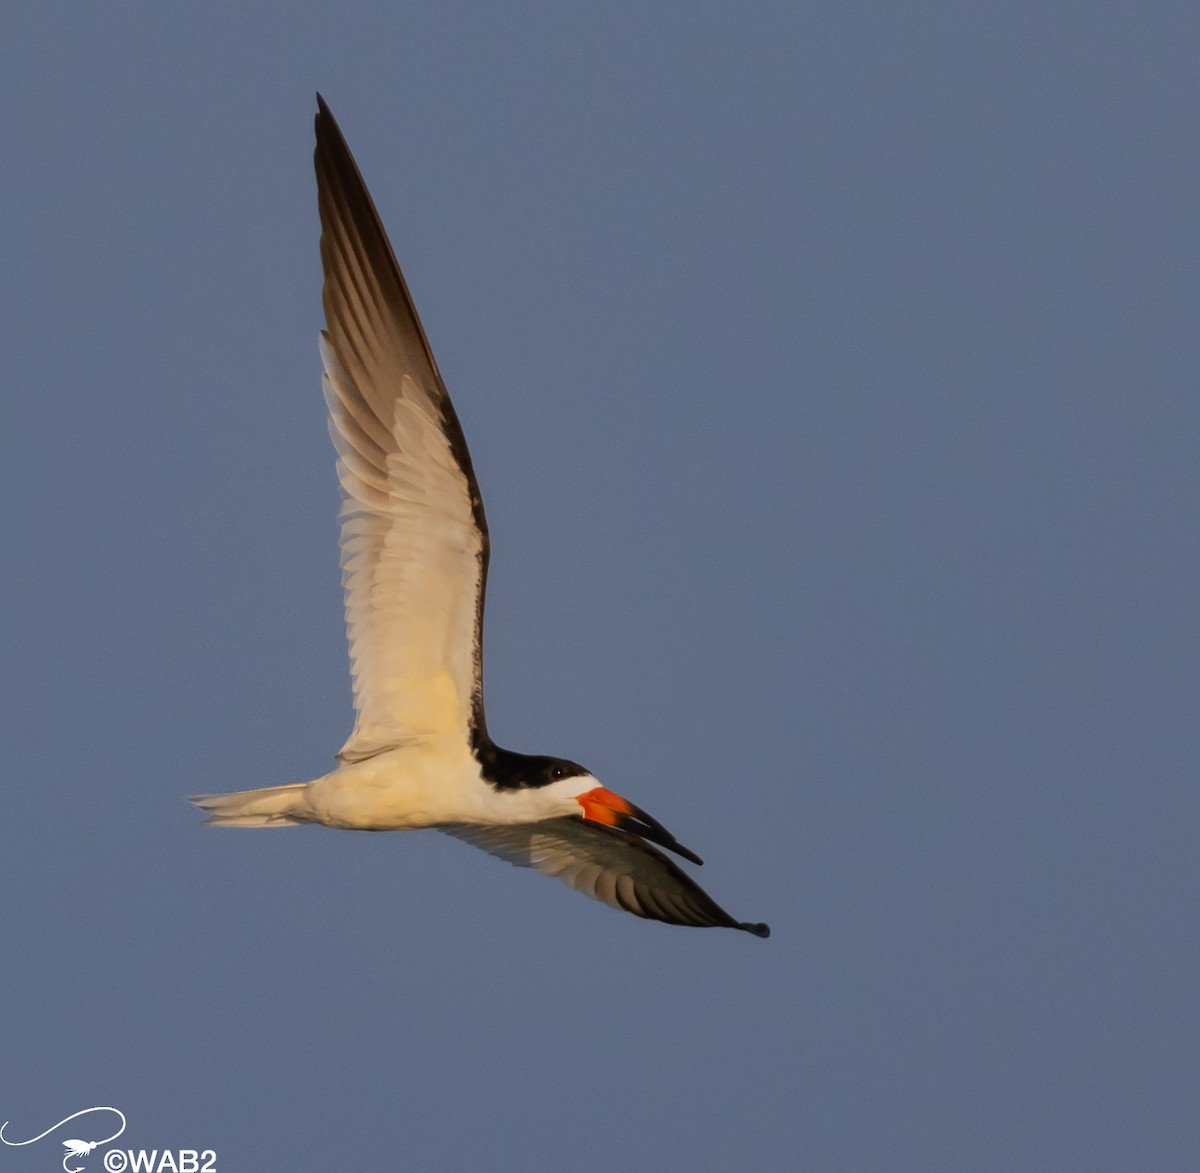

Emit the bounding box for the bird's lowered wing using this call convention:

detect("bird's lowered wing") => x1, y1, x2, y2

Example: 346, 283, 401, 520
441, 818, 770, 936
315, 97, 490, 763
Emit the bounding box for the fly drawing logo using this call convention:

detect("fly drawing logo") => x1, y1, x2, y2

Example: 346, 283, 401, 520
1, 1107, 126, 1173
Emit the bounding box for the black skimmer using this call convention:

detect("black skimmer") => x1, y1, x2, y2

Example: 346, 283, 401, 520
190, 97, 769, 938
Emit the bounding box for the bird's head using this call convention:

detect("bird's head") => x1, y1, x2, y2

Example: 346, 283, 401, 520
533, 757, 705, 866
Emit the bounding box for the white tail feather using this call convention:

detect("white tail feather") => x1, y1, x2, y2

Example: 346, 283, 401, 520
189, 783, 311, 827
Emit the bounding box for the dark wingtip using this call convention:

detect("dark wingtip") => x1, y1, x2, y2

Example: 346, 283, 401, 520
315, 94, 335, 137
741, 921, 771, 938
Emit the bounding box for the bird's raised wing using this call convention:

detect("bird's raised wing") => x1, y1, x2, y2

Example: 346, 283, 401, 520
315, 97, 489, 763
441, 819, 770, 935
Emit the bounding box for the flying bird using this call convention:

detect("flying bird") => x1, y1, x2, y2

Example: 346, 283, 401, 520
190, 96, 769, 938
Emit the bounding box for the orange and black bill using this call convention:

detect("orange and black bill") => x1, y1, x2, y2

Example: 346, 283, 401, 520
577, 787, 705, 866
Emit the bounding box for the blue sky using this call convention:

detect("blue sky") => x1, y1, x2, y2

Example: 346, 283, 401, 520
2, 3, 1198, 1170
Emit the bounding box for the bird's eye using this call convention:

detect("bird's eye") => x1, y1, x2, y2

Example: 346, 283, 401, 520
551, 766, 566, 780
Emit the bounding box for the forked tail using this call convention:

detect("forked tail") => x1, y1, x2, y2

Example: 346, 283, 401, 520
188, 783, 311, 826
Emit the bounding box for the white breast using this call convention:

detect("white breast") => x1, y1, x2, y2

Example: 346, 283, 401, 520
302, 744, 585, 830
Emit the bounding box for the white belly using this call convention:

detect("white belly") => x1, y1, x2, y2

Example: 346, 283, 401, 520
302, 742, 563, 830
